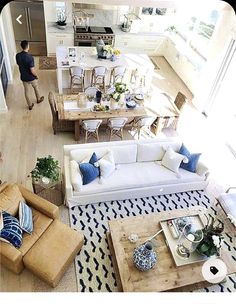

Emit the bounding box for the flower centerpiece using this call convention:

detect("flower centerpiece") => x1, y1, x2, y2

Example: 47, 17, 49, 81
111, 82, 128, 102
196, 214, 224, 257
102, 45, 121, 60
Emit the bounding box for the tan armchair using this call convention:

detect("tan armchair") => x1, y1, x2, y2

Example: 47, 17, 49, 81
0, 183, 83, 287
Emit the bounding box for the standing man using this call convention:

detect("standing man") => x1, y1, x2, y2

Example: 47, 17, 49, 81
16, 40, 44, 110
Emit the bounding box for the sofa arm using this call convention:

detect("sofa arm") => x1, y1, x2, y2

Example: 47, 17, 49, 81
64, 155, 73, 200
18, 185, 59, 219
196, 161, 209, 180
0, 242, 24, 274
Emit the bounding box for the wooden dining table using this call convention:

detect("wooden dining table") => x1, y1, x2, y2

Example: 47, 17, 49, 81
56, 94, 158, 141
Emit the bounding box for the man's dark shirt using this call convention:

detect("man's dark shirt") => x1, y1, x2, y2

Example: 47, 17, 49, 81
16, 51, 36, 82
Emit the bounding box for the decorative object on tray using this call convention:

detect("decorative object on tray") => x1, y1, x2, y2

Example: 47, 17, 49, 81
56, 8, 67, 29
176, 222, 203, 259
133, 241, 157, 271
30, 155, 60, 186
196, 215, 224, 257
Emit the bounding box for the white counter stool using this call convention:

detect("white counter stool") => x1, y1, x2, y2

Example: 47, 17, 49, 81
107, 117, 128, 141
91, 66, 107, 91
131, 116, 156, 139
110, 66, 126, 86
69, 66, 85, 93
81, 119, 102, 143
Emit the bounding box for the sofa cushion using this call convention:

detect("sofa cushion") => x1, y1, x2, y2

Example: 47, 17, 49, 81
179, 144, 201, 173
97, 150, 116, 179
0, 211, 23, 248
70, 147, 109, 163
74, 162, 204, 196
19, 208, 53, 256
137, 143, 165, 162
79, 153, 100, 185
161, 147, 188, 173
70, 160, 83, 191
0, 184, 24, 216
19, 201, 33, 234
109, 144, 137, 164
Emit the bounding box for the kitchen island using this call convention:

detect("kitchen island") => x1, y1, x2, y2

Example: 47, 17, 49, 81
56, 46, 154, 94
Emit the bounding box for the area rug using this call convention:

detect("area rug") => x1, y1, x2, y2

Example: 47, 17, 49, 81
39, 56, 57, 70
69, 191, 236, 292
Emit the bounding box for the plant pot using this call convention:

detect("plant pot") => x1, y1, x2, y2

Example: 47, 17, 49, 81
57, 24, 66, 30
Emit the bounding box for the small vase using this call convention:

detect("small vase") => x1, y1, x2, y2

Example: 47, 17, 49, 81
133, 241, 157, 271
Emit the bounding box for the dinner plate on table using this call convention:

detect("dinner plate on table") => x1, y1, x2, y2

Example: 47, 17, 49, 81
135, 94, 144, 100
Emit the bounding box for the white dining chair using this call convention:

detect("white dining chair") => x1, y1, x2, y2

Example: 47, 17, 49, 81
110, 66, 126, 86
91, 66, 107, 90
69, 66, 85, 93
107, 117, 128, 141
131, 116, 156, 139
81, 119, 103, 143
84, 86, 99, 100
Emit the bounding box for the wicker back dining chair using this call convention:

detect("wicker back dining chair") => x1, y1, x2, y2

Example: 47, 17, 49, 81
69, 66, 85, 93
91, 66, 107, 91
110, 66, 126, 86
107, 117, 128, 141
48, 92, 74, 135
81, 119, 103, 143
131, 116, 156, 139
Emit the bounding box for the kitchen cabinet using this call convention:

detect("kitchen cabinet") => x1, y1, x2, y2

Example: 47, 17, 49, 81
47, 33, 74, 56
114, 34, 166, 55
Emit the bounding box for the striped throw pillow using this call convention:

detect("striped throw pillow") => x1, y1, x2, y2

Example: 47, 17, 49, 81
0, 211, 22, 248
19, 201, 33, 234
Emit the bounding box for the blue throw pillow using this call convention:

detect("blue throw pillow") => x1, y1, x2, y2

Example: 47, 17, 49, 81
19, 201, 33, 234
0, 211, 23, 248
79, 152, 100, 185
179, 144, 201, 173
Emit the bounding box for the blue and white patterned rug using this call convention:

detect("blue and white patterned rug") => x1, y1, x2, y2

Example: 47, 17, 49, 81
69, 190, 236, 292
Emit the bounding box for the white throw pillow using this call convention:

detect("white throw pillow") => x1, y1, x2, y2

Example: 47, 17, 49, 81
161, 147, 188, 173
70, 148, 108, 163
137, 143, 165, 162
97, 151, 116, 178
70, 160, 83, 191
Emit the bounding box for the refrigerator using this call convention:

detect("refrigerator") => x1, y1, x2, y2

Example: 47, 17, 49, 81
10, 0, 47, 56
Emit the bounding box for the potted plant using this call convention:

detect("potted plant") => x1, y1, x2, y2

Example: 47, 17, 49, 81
30, 155, 60, 185
56, 9, 67, 29
196, 215, 224, 257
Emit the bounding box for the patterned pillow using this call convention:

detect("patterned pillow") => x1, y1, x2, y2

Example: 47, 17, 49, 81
19, 201, 33, 234
0, 211, 23, 248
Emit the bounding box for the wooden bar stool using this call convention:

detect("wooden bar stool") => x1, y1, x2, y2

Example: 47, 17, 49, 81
110, 66, 126, 86
91, 66, 107, 91
69, 66, 85, 93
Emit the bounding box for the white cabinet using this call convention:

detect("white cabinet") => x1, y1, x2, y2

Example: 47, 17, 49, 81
47, 33, 74, 56
115, 34, 166, 55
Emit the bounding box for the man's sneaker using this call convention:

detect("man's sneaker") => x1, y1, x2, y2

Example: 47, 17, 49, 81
29, 103, 34, 110
37, 96, 44, 104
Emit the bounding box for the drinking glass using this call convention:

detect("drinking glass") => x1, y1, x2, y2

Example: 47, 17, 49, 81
176, 223, 203, 259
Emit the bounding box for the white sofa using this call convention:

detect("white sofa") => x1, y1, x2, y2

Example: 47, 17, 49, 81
63, 138, 209, 207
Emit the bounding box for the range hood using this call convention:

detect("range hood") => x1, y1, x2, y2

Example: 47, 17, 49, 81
72, 3, 120, 10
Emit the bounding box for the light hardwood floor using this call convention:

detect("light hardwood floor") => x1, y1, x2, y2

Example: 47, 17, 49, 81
0, 56, 195, 292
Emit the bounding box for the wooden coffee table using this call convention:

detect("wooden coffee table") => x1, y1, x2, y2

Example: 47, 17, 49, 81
107, 207, 236, 292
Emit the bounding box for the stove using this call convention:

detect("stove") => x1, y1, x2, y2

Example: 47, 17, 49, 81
74, 26, 115, 47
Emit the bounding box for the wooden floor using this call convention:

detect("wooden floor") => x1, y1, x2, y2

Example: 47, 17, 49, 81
0, 56, 198, 292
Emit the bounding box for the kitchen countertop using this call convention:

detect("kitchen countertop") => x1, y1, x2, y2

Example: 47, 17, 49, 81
47, 22, 74, 34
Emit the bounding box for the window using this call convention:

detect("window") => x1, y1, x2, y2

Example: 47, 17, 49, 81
142, 7, 167, 16
174, 9, 220, 60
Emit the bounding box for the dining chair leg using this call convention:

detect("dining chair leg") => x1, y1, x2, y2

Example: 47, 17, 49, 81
85, 130, 88, 143
96, 130, 99, 142
121, 128, 123, 140
109, 129, 112, 141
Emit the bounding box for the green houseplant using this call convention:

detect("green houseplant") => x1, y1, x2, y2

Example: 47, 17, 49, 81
196, 214, 224, 257
31, 155, 60, 183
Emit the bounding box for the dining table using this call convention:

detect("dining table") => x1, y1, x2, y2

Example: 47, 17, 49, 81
56, 94, 157, 141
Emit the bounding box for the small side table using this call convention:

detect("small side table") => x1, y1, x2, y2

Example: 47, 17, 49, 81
32, 178, 64, 206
